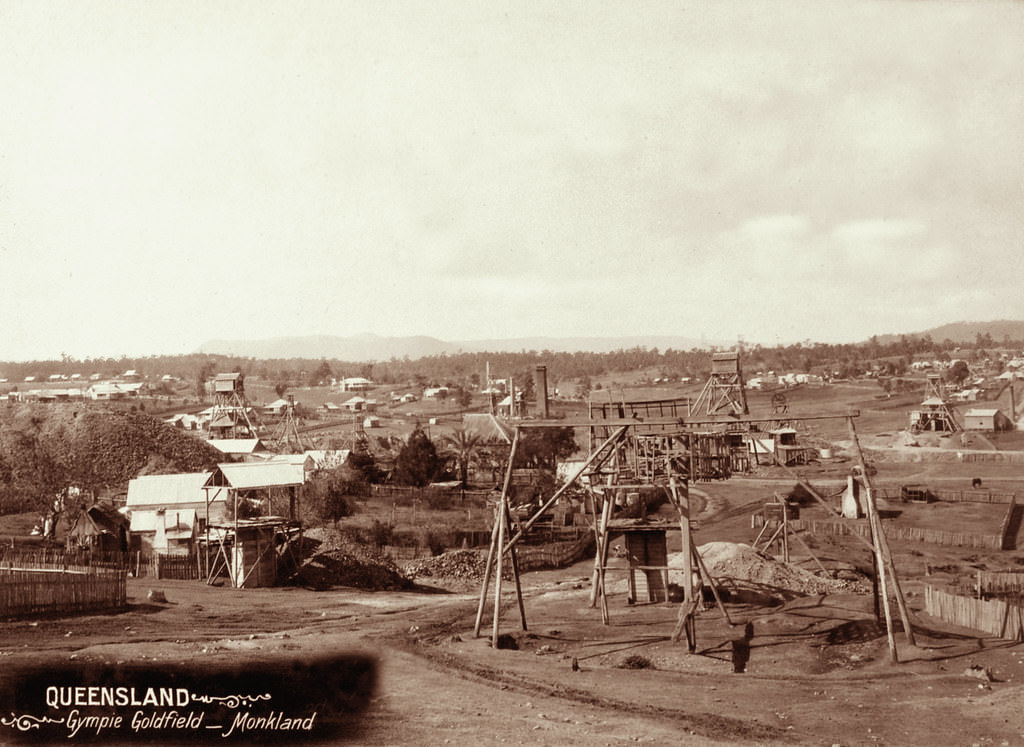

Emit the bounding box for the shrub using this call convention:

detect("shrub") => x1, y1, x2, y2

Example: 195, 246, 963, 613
368, 519, 394, 548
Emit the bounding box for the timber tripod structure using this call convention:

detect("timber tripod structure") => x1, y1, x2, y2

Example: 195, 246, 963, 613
271, 394, 306, 453
475, 407, 919, 662
691, 351, 749, 417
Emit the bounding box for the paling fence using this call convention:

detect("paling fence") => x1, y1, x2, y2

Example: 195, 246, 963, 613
516, 532, 595, 572
865, 448, 1024, 466
369, 484, 494, 506
975, 571, 1024, 602
0, 548, 200, 580
384, 527, 593, 571
924, 584, 1024, 641
0, 567, 127, 618
875, 487, 1016, 504
750, 516, 1004, 550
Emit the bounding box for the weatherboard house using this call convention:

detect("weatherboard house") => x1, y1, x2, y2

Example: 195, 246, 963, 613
125, 471, 223, 554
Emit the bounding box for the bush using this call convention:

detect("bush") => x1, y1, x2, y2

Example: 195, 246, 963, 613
304, 469, 359, 526
418, 526, 446, 556
368, 519, 394, 548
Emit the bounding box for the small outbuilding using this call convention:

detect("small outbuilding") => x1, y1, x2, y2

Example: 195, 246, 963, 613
963, 408, 1014, 432
65, 503, 129, 553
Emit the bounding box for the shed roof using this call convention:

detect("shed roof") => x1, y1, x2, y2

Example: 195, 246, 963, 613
126, 472, 214, 508
207, 438, 269, 455
462, 413, 514, 444
965, 408, 1003, 418
68, 503, 128, 537
217, 461, 306, 489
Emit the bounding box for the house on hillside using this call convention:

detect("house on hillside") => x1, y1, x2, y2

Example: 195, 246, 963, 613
88, 381, 143, 400
165, 413, 202, 431
339, 377, 373, 392
341, 395, 366, 412
303, 449, 349, 470
263, 398, 293, 417
963, 408, 1014, 432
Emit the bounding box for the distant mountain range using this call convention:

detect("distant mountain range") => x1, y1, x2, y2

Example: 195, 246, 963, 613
877, 320, 1024, 346
195, 333, 728, 360
196, 321, 1024, 361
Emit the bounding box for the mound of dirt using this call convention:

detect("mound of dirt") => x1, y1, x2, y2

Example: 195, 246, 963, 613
670, 541, 868, 598
403, 549, 491, 581
290, 532, 413, 591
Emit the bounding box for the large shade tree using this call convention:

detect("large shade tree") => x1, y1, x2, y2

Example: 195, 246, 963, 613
394, 424, 442, 487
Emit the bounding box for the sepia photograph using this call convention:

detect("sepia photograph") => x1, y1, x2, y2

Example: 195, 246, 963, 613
1, 1, 1023, 743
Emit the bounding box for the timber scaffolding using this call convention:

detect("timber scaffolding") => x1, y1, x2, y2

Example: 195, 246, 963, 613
199, 469, 304, 589
475, 406, 920, 663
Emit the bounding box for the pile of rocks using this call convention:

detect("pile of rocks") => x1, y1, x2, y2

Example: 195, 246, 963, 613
403, 549, 492, 581
289, 533, 413, 591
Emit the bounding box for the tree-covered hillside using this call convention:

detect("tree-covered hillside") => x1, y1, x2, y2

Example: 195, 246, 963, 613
0, 405, 222, 514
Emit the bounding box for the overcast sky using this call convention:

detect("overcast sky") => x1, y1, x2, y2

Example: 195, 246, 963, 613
1, 1, 1022, 362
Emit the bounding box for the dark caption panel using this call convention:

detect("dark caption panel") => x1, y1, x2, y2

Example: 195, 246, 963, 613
0, 655, 376, 743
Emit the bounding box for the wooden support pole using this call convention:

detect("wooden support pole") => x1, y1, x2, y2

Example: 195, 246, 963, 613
589, 482, 616, 609
474, 429, 520, 638
669, 476, 697, 650
472, 502, 502, 638
504, 501, 527, 631
491, 486, 507, 649
782, 498, 790, 563
847, 416, 917, 650
865, 483, 897, 662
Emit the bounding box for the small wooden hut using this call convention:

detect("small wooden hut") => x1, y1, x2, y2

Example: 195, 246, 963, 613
65, 503, 129, 553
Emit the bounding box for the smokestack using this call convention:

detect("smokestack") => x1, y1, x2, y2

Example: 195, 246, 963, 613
535, 365, 549, 419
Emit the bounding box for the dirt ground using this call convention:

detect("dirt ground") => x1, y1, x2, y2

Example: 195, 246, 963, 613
5, 457, 1024, 746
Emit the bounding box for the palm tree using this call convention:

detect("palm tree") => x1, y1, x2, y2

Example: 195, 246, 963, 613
441, 426, 483, 488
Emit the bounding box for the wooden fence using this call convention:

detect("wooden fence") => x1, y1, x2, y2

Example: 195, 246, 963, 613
516, 533, 595, 572
751, 516, 1003, 550
924, 584, 1024, 641
369, 484, 494, 507
976, 571, 1024, 600
0, 546, 127, 571
0, 568, 127, 618
0, 548, 200, 580
875, 487, 1016, 504
865, 448, 1024, 466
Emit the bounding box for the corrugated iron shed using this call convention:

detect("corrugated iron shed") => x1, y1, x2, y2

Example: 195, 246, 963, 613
126, 472, 214, 507
217, 461, 306, 489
